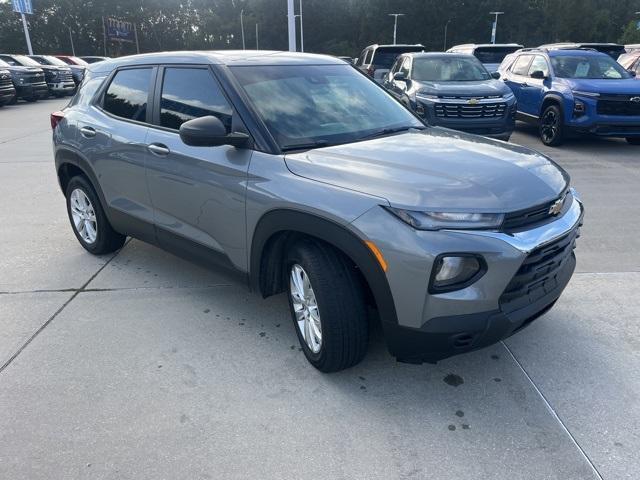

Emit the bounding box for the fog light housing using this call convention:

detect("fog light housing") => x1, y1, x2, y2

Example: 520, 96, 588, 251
429, 254, 486, 293
573, 99, 586, 116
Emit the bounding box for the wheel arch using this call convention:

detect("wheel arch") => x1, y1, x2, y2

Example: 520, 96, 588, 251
250, 209, 399, 325
55, 147, 110, 220
540, 93, 566, 120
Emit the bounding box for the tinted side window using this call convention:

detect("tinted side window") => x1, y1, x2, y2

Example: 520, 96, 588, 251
511, 55, 533, 75
160, 67, 233, 131
528, 56, 549, 77
103, 68, 152, 122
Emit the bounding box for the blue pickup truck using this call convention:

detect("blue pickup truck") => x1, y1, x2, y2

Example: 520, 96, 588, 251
499, 48, 640, 146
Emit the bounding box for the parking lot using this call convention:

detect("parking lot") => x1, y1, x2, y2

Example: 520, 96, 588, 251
0, 97, 638, 479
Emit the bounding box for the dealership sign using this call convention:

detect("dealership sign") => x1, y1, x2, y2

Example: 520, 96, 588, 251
12, 0, 33, 14
105, 17, 136, 43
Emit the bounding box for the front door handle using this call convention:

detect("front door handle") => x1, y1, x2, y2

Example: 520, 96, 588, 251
521, 82, 529, 88
147, 143, 170, 157
80, 126, 96, 138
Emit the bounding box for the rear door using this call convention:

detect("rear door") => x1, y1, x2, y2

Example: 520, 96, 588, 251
79, 66, 156, 241
145, 65, 252, 269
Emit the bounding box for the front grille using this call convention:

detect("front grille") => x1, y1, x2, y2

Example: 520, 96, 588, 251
500, 227, 579, 313
597, 95, 640, 116
59, 72, 73, 82
0, 76, 12, 89
501, 191, 571, 232
435, 102, 507, 118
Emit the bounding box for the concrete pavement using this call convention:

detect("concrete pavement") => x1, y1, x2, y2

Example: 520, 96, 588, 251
0, 99, 638, 479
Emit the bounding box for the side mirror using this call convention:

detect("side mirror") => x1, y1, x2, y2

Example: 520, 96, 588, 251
393, 71, 407, 82
179, 115, 249, 148
491, 71, 501, 79
627, 69, 637, 77
530, 70, 546, 79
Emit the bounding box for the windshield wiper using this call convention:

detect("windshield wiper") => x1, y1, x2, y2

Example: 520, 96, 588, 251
358, 125, 425, 141
281, 139, 330, 152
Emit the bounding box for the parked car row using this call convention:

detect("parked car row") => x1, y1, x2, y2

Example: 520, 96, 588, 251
0, 54, 109, 107
354, 41, 640, 146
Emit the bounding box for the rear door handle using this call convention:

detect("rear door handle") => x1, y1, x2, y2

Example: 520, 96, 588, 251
147, 143, 170, 157
80, 126, 96, 138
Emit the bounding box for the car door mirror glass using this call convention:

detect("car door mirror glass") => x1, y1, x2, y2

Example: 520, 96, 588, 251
530, 70, 546, 79
179, 115, 249, 148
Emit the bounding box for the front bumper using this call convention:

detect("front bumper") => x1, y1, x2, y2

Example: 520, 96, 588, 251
351, 193, 584, 363
48, 81, 76, 95
15, 82, 49, 99
0, 86, 16, 104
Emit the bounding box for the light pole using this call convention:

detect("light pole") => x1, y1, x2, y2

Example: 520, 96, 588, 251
287, 0, 296, 52
298, 0, 304, 52
443, 19, 452, 50
489, 11, 504, 44
68, 27, 76, 56
256, 23, 259, 50
240, 9, 246, 50
388, 13, 404, 45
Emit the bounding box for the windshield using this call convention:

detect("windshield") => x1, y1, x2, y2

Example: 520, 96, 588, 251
474, 47, 521, 64
0, 59, 10, 67
43, 56, 68, 66
230, 64, 424, 150
13, 55, 41, 67
412, 56, 490, 81
373, 47, 423, 68
550, 55, 631, 79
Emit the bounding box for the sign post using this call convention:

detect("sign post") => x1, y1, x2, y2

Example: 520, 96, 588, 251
13, 0, 34, 55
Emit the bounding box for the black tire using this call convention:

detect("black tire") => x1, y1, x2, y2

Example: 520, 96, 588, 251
25, 96, 39, 103
626, 137, 640, 145
65, 175, 126, 255
285, 239, 368, 372
539, 104, 564, 146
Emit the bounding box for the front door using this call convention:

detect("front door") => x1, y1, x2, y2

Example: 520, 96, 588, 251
145, 66, 252, 270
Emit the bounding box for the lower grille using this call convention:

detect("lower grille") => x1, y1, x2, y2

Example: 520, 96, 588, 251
0, 77, 12, 89
435, 102, 507, 118
500, 227, 579, 314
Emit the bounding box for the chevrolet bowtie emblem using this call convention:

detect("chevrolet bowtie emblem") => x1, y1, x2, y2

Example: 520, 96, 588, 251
468, 98, 479, 105
549, 197, 564, 216
631, 97, 640, 103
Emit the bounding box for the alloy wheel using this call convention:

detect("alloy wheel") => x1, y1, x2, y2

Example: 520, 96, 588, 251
70, 188, 98, 244
289, 264, 322, 353
541, 109, 559, 144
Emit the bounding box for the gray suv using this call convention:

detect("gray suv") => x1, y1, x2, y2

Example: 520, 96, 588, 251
52, 51, 584, 372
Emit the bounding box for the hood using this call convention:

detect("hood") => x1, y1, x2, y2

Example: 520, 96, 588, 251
564, 77, 640, 94
6, 65, 43, 74
284, 129, 568, 212
482, 63, 501, 73
414, 79, 509, 97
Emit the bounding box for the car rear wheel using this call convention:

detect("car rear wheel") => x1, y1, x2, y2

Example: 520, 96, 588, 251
539, 104, 564, 146
285, 239, 368, 372
65, 176, 126, 255
626, 137, 640, 145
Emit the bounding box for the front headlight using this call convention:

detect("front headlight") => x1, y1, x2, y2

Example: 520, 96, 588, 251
416, 90, 438, 100
384, 207, 504, 230
572, 90, 599, 98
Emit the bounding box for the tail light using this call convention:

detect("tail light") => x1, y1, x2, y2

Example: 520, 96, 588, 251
50, 110, 65, 130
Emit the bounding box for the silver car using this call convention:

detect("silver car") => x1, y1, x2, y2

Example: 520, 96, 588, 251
52, 51, 584, 372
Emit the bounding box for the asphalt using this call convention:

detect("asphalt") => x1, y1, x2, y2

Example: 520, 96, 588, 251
0, 98, 638, 479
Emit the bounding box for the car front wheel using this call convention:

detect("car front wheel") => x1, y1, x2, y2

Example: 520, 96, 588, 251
539, 104, 564, 146
286, 239, 368, 372
65, 176, 126, 255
